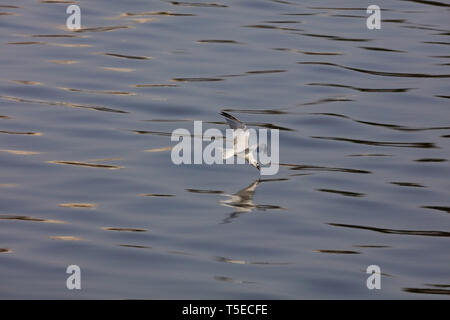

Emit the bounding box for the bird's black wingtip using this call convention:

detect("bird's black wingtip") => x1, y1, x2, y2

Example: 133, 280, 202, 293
220, 111, 240, 122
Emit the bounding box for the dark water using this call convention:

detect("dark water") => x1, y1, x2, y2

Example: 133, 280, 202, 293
1, 0, 449, 299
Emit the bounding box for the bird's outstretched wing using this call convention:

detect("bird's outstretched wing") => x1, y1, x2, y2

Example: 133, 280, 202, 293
221, 111, 246, 130
219, 147, 236, 160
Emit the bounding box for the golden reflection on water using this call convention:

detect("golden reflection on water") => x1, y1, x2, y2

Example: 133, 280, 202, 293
0, 149, 40, 155
48, 60, 79, 65
0, 183, 19, 188
144, 146, 173, 153
0, 248, 13, 254
101, 67, 136, 73
49, 236, 83, 241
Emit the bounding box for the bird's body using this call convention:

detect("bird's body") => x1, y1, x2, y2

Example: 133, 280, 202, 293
220, 111, 260, 172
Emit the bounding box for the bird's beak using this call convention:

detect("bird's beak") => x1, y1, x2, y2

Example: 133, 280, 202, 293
256, 164, 261, 171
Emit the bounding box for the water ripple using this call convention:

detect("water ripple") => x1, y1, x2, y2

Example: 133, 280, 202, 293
307, 82, 414, 93
281, 163, 372, 174
328, 223, 450, 237
317, 189, 365, 197
403, 287, 450, 295
273, 48, 343, 55
0, 95, 128, 114
390, 182, 426, 188
215, 256, 293, 266
404, 0, 450, 8
121, 11, 196, 17
48, 161, 124, 170
311, 136, 438, 148
101, 227, 147, 232
0, 130, 42, 136
299, 62, 450, 78
171, 77, 224, 82
421, 206, 450, 214
58, 203, 97, 209
197, 40, 242, 44
0, 215, 65, 224
169, 1, 228, 8
315, 249, 361, 254
73, 26, 131, 33
300, 33, 371, 42
97, 52, 152, 60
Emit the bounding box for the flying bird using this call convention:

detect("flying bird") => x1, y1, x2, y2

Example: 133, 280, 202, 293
220, 111, 261, 172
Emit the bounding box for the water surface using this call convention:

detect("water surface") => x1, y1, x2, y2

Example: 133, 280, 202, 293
0, 0, 449, 299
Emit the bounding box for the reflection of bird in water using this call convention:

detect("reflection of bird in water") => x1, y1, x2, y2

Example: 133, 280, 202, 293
220, 179, 284, 224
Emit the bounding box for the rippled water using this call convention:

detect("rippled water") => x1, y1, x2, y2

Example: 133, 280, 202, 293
1, 0, 449, 299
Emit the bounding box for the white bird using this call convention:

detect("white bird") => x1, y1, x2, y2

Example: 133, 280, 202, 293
220, 111, 261, 172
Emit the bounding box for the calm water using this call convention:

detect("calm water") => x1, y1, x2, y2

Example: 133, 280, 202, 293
1, 0, 449, 299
